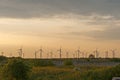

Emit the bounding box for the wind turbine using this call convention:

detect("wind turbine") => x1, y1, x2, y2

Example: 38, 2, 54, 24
76, 48, 80, 59
85, 52, 88, 58
58, 47, 62, 59
18, 47, 23, 58
111, 49, 116, 58
82, 51, 85, 58
93, 49, 99, 58
39, 48, 43, 59
66, 51, 69, 59
105, 50, 108, 58
1, 52, 4, 56
23, 52, 24, 58
34, 51, 37, 59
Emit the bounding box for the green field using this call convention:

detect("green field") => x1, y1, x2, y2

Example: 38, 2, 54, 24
0, 56, 120, 80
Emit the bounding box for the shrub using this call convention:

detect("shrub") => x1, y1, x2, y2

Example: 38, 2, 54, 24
0, 56, 7, 61
63, 60, 73, 66
0, 56, 7, 65
80, 65, 120, 80
110, 58, 120, 62
2, 58, 30, 80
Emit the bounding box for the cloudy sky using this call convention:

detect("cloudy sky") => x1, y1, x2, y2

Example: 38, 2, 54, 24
0, 0, 120, 58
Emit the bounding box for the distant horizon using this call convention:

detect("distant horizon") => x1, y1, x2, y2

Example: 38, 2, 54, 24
0, 45, 119, 58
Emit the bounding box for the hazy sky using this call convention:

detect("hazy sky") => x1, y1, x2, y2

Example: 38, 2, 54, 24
0, 0, 120, 58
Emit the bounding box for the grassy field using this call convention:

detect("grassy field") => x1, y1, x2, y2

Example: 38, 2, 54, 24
0, 56, 120, 80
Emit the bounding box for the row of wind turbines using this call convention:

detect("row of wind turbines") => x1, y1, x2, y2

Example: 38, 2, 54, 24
0, 47, 118, 59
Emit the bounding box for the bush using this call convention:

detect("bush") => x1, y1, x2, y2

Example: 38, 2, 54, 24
110, 58, 120, 62
0, 56, 7, 61
0, 56, 7, 65
80, 65, 120, 80
2, 58, 30, 80
63, 60, 73, 66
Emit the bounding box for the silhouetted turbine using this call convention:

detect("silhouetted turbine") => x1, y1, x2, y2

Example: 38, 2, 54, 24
58, 47, 62, 59
1, 52, 4, 56
39, 48, 43, 59
105, 51, 108, 58
111, 49, 116, 58
18, 47, 23, 58
34, 51, 37, 59
66, 51, 69, 59
93, 49, 99, 58
76, 49, 80, 59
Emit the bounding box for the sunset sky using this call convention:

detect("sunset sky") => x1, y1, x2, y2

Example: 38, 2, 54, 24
0, 0, 120, 58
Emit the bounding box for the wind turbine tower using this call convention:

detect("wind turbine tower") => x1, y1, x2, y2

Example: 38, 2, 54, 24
111, 49, 116, 58
18, 47, 23, 58
77, 49, 80, 59
82, 51, 85, 58
66, 51, 69, 59
34, 51, 37, 59
94, 49, 99, 58
39, 48, 43, 59
105, 51, 108, 58
1, 52, 4, 56
58, 47, 62, 59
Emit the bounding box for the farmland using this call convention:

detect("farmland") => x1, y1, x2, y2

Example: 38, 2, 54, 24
0, 56, 120, 80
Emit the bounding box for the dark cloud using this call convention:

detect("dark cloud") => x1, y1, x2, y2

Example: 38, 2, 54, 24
0, 0, 120, 40
0, 0, 120, 18
107, 0, 120, 3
